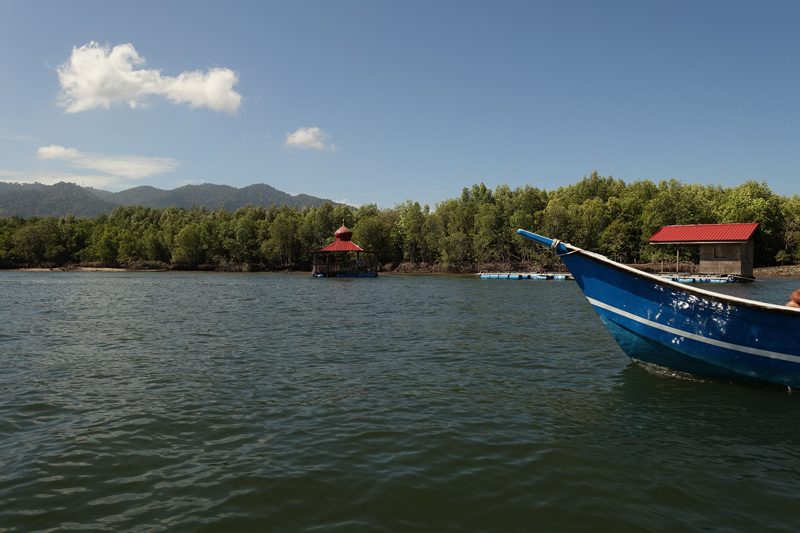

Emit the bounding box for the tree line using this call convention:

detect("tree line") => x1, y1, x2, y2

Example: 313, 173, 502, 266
1, 172, 799, 270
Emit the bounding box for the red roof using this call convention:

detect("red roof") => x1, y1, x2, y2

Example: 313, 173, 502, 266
306, 224, 377, 253
649, 223, 759, 243
320, 240, 364, 252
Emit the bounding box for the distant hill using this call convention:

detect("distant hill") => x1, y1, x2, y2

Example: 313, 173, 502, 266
0, 182, 341, 219
87, 183, 339, 211
0, 182, 119, 218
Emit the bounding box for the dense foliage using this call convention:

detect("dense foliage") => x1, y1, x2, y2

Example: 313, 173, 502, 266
1, 172, 799, 270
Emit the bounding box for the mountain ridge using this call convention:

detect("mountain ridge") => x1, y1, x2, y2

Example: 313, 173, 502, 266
0, 182, 342, 218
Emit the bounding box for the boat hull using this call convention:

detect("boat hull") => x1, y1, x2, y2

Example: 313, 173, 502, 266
517, 230, 800, 387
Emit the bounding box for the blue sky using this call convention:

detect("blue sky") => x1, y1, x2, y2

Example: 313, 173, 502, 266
0, 1, 798, 208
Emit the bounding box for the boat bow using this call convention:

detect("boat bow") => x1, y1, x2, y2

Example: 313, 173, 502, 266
517, 229, 800, 387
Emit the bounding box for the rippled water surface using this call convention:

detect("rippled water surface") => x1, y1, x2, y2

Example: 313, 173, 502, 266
3, 272, 800, 532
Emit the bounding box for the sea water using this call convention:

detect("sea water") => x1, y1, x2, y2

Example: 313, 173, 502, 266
2, 272, 800, 531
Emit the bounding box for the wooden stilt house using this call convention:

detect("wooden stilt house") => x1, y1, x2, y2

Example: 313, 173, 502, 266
649, 223, 760, 279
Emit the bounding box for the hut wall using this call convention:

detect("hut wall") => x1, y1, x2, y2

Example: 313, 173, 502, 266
699, 242, 753, 276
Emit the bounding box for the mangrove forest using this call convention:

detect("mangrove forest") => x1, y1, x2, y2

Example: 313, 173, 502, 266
2, 172, 799, 271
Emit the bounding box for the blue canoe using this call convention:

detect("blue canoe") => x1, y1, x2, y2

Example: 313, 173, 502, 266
517, 229, 800, 387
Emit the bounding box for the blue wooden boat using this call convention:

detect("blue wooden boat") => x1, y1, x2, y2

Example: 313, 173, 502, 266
517, 229, 800, 387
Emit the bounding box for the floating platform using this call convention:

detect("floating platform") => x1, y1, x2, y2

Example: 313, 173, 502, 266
480, 272, 574, 280
313, 273, 378, 278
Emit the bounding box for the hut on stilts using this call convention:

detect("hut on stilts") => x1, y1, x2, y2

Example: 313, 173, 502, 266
307, 225, 379, 277
648, 223, 760, 281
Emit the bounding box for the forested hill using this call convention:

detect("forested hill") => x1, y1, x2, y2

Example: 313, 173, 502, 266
0, 182, 340, 218
0, 182, 118, 218
88, 183, 340, 212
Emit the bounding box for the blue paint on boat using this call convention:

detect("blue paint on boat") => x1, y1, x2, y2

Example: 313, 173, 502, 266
517, 229, 800, 387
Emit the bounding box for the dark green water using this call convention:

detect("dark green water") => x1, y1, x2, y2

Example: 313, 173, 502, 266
2, 272, 800, 532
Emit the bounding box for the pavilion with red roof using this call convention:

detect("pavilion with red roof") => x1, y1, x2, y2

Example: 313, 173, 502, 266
307, 224, 378, 277
649, 223, 760, 278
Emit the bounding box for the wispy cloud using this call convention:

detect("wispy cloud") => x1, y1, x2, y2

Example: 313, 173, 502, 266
0, 169, 124, 189
0, 145, 180, 190
37, 145, 178, 179
57, 42, 242, 114
333, 198, 361, 207
1, 132, 36, 142
167, 179, 206, 187
284, 127, 337, 151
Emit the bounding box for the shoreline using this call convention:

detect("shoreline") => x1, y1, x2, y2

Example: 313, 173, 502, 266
4, 264, 800, 277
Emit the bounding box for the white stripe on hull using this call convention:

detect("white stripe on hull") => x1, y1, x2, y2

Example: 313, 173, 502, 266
586, 297, 800, 364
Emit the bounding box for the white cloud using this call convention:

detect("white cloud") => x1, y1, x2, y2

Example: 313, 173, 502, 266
284, 127, 337, 151
37, 145, 81, 160
37, 145, 178, 179
57, 42, 242, 114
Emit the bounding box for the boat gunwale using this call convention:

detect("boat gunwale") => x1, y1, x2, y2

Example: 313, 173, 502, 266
518, 229, 800, 317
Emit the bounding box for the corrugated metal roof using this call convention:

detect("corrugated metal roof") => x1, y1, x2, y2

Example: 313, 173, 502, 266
649, 223, 759, 243
320, 240, 364, 252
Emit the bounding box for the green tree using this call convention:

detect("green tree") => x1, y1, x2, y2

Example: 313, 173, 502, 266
265, 209, 300, 265
473, 202, 510, 263
778, 195, 800, 264
11, 221, 49, 264
141, 227, 170, 262
81, 225, 122, 265
117, 229, 140, 263
352, 208, 399, 263
172, 223, 206, 264
396, 200, 425, 262
718, 180, 783, 266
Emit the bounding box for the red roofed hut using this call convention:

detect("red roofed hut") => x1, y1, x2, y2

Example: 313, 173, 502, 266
649, 223, 760, 278
307, 225, 378, 277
